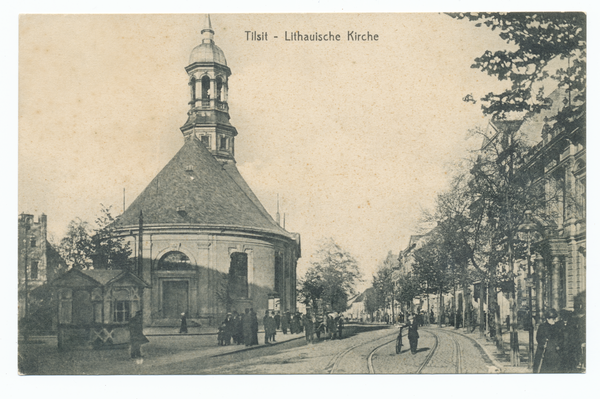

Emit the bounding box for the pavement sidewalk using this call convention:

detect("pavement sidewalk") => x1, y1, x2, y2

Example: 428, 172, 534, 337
433, 324, 531, 373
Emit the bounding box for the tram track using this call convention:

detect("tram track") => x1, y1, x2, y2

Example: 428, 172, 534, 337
327, 328, 397, 374
415, 329, 439, 373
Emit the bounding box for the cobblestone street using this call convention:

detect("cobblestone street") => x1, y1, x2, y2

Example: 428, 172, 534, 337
18, 323, 529, 375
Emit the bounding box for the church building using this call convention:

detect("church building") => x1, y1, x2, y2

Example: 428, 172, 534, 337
115, 16, 301, 327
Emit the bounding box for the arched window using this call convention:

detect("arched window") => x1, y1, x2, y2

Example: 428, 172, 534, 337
158, 251, 193, 271
274, 253, 283, 295
229, 252, 248, 298
201, 76, 210, 100
216, 77, 223, 101
190, 78, 196, 102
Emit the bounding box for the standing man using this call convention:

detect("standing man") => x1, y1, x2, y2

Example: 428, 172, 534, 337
336, 315, 344, 339
405, 313, 419, 355
179, 312, 188, 334
129, 310, 149, 364
533, 309, 563, 373
281, 311, 290, 334
274, 311, 281, 331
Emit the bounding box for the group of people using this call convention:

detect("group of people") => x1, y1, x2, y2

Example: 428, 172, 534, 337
302, 313, 344, 344
533, 308, 586, 373
216, 308, 260, 346
215, 310, 345, 347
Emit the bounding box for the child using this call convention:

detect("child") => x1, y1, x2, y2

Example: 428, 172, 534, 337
218, 322, 227, 346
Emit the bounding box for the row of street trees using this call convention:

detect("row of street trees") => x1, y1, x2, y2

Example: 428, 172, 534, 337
367, 12, 586, 366
297, 238, 362, 314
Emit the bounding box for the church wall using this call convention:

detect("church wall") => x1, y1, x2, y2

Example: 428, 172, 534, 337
123, 229, 296, 326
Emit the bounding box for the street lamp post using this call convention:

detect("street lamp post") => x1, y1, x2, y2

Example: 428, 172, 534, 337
518, 210, 537, 369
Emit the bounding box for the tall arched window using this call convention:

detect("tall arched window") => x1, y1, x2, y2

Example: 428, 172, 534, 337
201, 76, 210, 100
274, 253, 283, 295
216, 77, 223, 101
158, 251, 193, 271
229, 253, 248, 298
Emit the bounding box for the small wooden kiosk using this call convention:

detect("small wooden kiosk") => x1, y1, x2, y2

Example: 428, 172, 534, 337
52, 269, 150, 350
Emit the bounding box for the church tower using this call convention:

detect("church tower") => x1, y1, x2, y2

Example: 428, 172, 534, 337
116, 16, 301, 326
180, 15, 237, 163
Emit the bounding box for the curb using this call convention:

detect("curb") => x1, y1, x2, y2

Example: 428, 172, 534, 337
210, 335, 306, 357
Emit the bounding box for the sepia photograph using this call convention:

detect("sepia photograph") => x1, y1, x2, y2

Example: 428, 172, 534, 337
16, 10, 587, 378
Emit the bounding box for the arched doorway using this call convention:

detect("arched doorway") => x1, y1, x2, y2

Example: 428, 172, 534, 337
158, 251, 194, 319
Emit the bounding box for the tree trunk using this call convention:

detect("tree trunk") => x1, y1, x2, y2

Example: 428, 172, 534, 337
462, 279, 469, 333
490, 282, 504, 354
479, 281, 485, 338
438, 287, 443, 328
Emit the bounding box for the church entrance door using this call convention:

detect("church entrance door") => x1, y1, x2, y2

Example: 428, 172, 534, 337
162, 280, 189, 319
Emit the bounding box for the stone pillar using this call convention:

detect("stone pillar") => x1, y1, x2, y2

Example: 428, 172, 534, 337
552, 256, 560, 310
195, 79, 202, 106
209, 79, 216, 107
535, 257, 544, 322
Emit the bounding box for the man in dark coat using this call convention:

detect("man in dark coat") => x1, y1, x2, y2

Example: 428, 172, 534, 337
303, 313, 314, 343
281, 312, 291, 334
179, 312, 188, 334
405, 313, 419, 355
274, 311, 281, 331
336, 315, 344, 339
263, 310, 275, 344
533, 309, 564, 373
242, 308, 253, 346
129, 310, 149, 364
250, 308, 259, 345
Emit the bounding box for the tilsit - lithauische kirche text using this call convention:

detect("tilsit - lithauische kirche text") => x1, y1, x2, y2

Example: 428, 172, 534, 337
115, 16, 300, 326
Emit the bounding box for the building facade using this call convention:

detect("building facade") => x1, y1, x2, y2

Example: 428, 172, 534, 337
114, 16, 301, 327
18, 213, 66, 320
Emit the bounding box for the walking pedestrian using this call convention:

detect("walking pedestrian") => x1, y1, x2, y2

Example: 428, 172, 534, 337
250, 308, 259, 345
405, 313, 419, 355
242, 308, 252, 346
179, 312, 188, 334
533, 309, 563, 373
129, 310, 149, 364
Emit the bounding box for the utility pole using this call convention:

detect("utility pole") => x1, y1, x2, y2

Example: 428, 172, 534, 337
137, 210, 143, 276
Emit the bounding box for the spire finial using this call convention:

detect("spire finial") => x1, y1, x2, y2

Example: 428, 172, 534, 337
201, 14, 215, 43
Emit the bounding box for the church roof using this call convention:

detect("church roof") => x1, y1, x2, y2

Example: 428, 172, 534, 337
189, 42, 227, 66
116, 136, 292, 239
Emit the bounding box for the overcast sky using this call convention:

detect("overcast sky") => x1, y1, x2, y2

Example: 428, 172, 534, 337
19, 13, 530, 288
